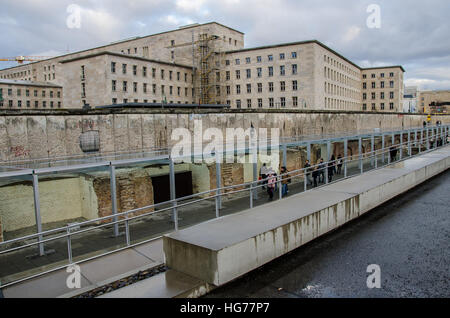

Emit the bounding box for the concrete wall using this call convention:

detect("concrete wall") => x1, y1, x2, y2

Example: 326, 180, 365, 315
1, 111, 449, 162
163, 147, 450, 286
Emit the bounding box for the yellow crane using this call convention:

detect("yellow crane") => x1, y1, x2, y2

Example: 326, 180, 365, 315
0, 56, 53, 64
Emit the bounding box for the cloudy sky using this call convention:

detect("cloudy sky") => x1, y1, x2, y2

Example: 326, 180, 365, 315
1, 0, 449, 90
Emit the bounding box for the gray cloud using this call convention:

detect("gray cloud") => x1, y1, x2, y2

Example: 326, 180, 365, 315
1, 0, 449, 90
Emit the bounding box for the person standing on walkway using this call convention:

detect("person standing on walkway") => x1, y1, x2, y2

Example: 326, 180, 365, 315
260, 163, 269, 189
280, 166, 291, 197
312, 160, 320, 187
389, 146, 398, 162
267, 171, 276, 201
304, 160, 312, 185
337, 154, 343, 175
318, 158, 326, 183
328, 155, 336, 183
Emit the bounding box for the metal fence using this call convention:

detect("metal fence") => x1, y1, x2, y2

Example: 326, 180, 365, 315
0, 124, 448, 288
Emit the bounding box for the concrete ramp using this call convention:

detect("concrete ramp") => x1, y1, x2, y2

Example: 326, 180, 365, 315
163, 147, 450, 287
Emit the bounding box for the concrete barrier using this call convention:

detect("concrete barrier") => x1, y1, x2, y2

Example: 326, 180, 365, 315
163, 147, 450, 287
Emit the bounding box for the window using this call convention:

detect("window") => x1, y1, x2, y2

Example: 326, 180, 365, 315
153, 84, 157, 94
363, 83, 367, 89
280, 53, 285, 60
8, 100, 13, 107
380, 92, 385, 99
269, 98, 274, 108
123, 81, 127, 92
372, 82, 376, 89
34, 90, 37, 97
177, 72, 180, 81
363, 74, 367, 79
246, 84, 251, 93
390, 103, 394, 110
143, 67, 147, 77
17, 89, 21, 96
26, 100, 30, 108
247, 99, 252, 108
380, 73, 385, 78
280, 65, 285, 76
169, 71, 173, 80
268, 67, 273, 77
235, 59, 240, 65
291, 52, 297, 59
226, 86, 231, 95
268, 55, 273, 61
380, 103, 385, 110
372, 103, 376, 110
257, 56, 262, 63
363, 103, 367, 110
269, 82, 274, 92
161, 85, 165, 94
111, 62, 116, 73
26, 89, 29, 97
42, 90, 46, 97
258, 98, 263, 108
112, 98, 117, 104
390, 92, 394, 99
280, 97, 286, 107
235, 70, 241, 80
236, 85, 241, 94
363, 93, 367, 100
257, 83, 262, 93
280, 81, 286, 92
122, 64, 127, 74
371, 74, 375, 78
185, 73, 188, 82
225, 60, 230, 66
292, 80, 298, 91
8, 89, 12, 96
389, 72, 394, 77
292, 64, 297, 75
169, 86, 173, 95
390, 81, 394, 88
35, 101, 38, 108
293, 96, 298, 107
246, 57, 251, 64
246, 69, 251, 79
371, 92, 376, 100
58, 102, 61, 108
152, 68, 156, 78
143, 83, 147, 93
236, 99, 241, 108
257, 68, 262, 77
43, 101, 46, 108
161, 70, 164, 79
112, 80, 116, 91
381, 81, 385, 88
18, 100, 22, 107
226, 71, 230, 81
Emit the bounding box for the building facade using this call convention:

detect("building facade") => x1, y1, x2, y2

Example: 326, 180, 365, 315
0, 22, 405, 112
418, 90, 450, 114
0, 79, 63, 110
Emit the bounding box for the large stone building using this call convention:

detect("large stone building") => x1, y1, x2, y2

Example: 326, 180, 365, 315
418, 90, 450, 114
0, 79, 63, 109
0, 22, 404, 112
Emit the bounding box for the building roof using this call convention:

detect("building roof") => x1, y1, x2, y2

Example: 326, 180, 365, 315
0, 79, 62, 88
0, 22, 243, 72
362, 65, 406, 72
60, 51, 193, 69
226, 40, 405, 72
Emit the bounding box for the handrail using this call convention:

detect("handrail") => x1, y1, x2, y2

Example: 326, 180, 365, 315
0, 125, 448, 288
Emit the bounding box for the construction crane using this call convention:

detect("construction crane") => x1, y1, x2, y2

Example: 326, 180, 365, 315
0, 56, 53, 64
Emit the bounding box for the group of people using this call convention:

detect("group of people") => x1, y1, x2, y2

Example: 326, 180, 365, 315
260, 164, 291, 201
259, 154, 345, 200
304, 155, 343, 188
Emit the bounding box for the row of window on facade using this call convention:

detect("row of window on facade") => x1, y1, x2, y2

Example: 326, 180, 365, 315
325, 82, 360, 100
362, 72, 395, 79
111, 98, 192, 105
229, 51, 298, 66
0, 69, 32, 79
234, 97, 301, 108
0, 99, 61, 108
324, 98, 359, 109
324, 66, 359, 88
0, 87, 61, 98
324, 54, 359, 78
363, 92, 395, 100
231, 81, 301, 94
110, 62, 192, 82
362, 81, 395, 89
362, 103, 395, 111
225, 65, 298, 79
111, 80, 193, 96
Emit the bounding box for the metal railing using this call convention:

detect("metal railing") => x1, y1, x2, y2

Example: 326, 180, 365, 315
0, 124, 448, 288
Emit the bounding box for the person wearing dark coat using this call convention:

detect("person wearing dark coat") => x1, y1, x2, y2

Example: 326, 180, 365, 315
328, 155, 336, 182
